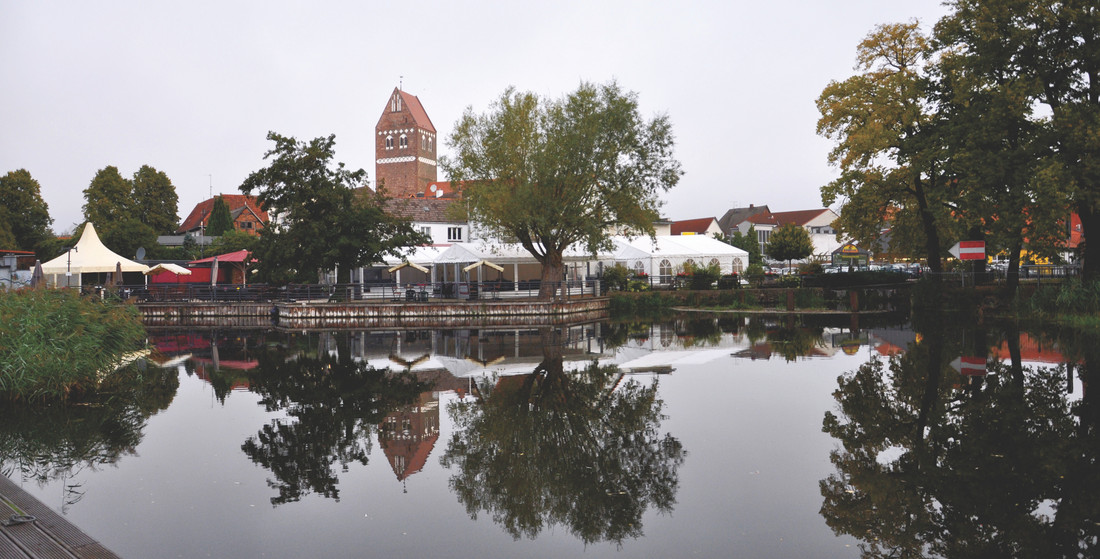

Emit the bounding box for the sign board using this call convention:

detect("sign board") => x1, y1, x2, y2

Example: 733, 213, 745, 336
839, 243, 861, 255
950, 355, 987, 376
949, 240, 986, 261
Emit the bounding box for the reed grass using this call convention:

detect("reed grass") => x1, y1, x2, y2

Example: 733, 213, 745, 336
0, 289, 146, 402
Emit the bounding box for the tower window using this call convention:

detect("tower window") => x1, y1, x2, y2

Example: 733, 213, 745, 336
427, 136, 433, 150
399, 134, 408, 148
385, 136, 393, 149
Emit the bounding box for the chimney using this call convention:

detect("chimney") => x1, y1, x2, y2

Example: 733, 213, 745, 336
749, 204, 754, 208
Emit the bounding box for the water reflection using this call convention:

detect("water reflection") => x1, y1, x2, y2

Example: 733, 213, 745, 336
239, 336, 433, 505
440, 332, 686, 545
820, 310, 1100, 557
0, 362, 178, 509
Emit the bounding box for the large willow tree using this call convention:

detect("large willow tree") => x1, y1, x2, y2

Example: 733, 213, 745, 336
443, 82, 682, 299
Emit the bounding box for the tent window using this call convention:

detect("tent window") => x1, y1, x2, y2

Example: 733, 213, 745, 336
659, 259, 672, 283
732, 259, 744, 273
634, 261, 644, 275
709, 258, 720, 269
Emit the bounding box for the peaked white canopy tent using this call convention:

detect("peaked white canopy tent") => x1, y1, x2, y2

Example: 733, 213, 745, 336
41, 223, 150, 287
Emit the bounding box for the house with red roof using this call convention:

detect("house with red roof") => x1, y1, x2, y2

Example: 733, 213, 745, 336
670, 217, 721, 236
177, 194, 268, 236
719, 204, 841, 259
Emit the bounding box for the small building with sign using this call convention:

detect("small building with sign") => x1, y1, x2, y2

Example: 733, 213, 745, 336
831, 243, 870, 268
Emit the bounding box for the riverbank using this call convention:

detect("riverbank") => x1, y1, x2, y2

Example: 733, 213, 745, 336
0, 289, 145, 402
138, 296, 610, 329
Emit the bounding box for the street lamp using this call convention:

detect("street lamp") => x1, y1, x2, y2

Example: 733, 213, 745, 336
66, 246, 78, 288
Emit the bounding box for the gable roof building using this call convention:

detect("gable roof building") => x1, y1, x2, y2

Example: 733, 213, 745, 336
376, 88, 438, 199
717, 205, 771, 237
670, 217, 722, 236
177, 195, 268, 236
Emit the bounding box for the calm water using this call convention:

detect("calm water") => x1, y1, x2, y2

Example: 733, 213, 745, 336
3, 312, 1097, 558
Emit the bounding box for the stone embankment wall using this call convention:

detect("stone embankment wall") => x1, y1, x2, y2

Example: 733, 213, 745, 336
138, 298, 610, 329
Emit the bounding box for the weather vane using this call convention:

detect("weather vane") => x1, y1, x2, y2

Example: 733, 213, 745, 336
399, 75, 403, 90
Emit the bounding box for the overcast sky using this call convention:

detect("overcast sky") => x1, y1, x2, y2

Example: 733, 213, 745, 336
1, 0, 950, 234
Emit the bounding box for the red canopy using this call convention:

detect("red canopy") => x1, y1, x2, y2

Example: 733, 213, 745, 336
189, 250, 253, 264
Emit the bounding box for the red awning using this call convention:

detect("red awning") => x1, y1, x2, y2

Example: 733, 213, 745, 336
189, 250, 253, 264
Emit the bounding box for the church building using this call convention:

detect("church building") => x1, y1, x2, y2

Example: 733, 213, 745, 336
375, 88, 438, 199
375, 87, 472, 247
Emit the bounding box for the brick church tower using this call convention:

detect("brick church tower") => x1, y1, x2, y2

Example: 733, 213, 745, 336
375, 88, 437, 198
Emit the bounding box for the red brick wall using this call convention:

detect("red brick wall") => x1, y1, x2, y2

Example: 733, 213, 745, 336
375, 94, 436, 198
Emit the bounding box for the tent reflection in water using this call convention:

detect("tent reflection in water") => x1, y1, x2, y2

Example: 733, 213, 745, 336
40, 223, 149, 287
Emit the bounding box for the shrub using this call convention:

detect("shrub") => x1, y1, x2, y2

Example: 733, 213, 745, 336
0, 289, 146, 402
602, 264, 631, 293
688, 262, 721, 290
745, 263, 766, 288
717, 274, 740, 290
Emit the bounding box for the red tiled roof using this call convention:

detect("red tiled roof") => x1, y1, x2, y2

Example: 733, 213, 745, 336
670, 217, 718, 235
772, 209, 831, 227
383, 197, 462, 223
177, 195, 268, 234
395, 88, 435, 133
746, 211, 778, 225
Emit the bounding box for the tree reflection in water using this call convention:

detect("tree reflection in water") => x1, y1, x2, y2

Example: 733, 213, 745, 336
440, 338, 686, 545
0, 362, 179, 508
240, 340, 431, 506
820, 308, 1100, 558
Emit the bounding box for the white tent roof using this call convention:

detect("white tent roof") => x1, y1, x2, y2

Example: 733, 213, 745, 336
382, 245, 447, 266
41, 223, 150, 275
434, 240, 610, 265
613, 235, 748, 259
145, 263, 192, 276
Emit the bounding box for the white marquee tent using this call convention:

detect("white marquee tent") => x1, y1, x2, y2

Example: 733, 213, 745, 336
607, 235, 749, 281
41, 223, 149, 287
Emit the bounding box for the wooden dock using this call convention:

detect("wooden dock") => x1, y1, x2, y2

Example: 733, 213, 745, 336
0, 476, 120, 559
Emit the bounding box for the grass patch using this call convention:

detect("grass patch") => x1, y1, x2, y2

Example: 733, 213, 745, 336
0, 289, 147, 402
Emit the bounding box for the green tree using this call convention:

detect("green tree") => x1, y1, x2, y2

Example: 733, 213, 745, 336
934, 0, 1099, 281
766, 223, 814, 270
443, 82, 683, 299
131, 165, 179, 235
0, 169, 53, 252
932, 2, 1073, 291
206, 196, 234, 236
239, 132, 427, 284
715, 224, 763, 265
82, 166, 131, 226
0, 211, 17, 250
441, 339, 685, 544
211, 229, 257, 254
817, 22, 954, 273
241, 337, 429, 505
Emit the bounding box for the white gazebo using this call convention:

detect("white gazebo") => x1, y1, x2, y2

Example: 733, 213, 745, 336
41, 223, 150, 287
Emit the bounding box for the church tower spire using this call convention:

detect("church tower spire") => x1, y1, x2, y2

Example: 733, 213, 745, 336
375, 87, 437, 198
